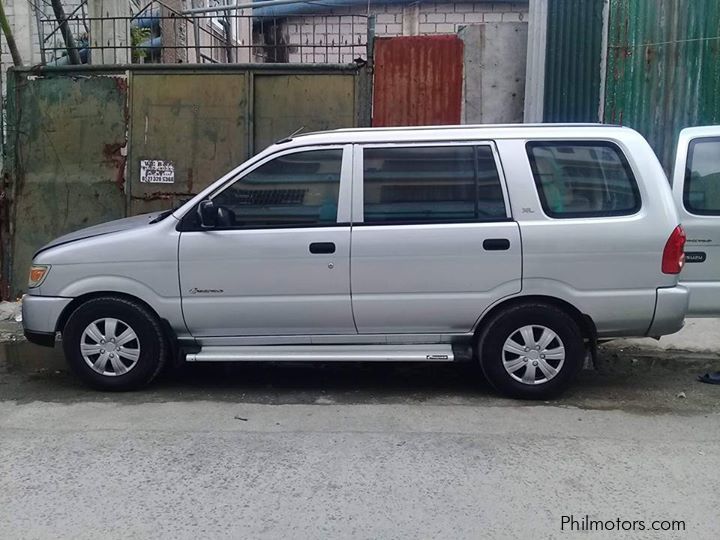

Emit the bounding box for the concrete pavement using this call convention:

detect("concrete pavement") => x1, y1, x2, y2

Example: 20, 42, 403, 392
1, 400, 719, 539
620, 318, 720, 353
1, 320, 720, 539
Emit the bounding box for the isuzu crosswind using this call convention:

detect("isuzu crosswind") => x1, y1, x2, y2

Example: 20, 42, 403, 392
23, 124, 693, 398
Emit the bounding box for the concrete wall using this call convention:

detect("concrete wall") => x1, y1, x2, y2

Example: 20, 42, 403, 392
460, 22, 528, 123
284, 1, 528, 63
88, 0, 131, 64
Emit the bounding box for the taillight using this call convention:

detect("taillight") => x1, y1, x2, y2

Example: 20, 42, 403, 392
662, 225, 686, 274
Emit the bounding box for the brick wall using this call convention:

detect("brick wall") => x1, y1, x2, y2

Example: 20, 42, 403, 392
284, 1, 529, 63
1, 0, 38, 69
1, 0, 87, 72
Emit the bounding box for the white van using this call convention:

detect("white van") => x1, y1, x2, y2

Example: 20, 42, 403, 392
22, 124, 689, 399
672, 127, 720, 316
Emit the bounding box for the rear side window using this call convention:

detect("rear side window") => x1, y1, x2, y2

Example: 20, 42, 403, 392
362, 145, 507, 224
684, 137, 720, 215
526, 141, 640, 218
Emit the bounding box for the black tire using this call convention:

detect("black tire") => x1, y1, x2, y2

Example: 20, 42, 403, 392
476, 303, 584, 400
62, 296, 167, 391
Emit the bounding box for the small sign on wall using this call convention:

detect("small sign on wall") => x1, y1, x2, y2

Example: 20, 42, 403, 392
140, 159, 175, 184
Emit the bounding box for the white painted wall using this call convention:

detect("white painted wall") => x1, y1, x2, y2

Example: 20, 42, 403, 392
1, 0, 43, 67
283, 1, 528, 64
1, 0, 87, 70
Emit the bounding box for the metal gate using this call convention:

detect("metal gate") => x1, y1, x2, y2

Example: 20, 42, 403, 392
128, 66, 367, 216
1, 64, 370, 297
372, 36, 464, 127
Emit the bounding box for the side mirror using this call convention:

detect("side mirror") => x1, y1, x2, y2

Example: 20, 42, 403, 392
198, 200, 218, 229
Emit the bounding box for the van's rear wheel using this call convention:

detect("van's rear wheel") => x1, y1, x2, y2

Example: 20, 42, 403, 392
62, 297, 167, 390
477, 304, 584, 399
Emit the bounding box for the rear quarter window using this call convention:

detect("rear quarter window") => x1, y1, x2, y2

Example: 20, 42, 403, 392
526, 141, 641, 218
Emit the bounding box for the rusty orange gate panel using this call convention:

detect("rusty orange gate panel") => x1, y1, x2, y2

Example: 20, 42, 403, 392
372, 35, 464, 127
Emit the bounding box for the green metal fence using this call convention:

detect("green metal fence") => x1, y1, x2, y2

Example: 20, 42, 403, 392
605, 0, 720, 171
543, 0, 604, 122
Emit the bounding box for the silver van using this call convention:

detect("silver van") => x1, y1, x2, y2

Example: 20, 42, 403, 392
22, 124, 689, 399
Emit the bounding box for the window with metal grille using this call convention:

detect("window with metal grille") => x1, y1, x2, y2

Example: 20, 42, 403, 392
212, 149, 342, 228
231, 189, 306, 206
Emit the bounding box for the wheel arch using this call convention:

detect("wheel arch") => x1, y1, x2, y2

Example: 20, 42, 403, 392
473, 295, 597, 343
55, 292, 179, 353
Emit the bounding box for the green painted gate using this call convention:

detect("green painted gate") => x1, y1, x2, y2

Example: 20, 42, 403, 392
1, 72, 129, 300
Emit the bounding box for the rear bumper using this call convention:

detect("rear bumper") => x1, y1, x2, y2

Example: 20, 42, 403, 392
22, 294, 72, 336
647, 285, 689, 337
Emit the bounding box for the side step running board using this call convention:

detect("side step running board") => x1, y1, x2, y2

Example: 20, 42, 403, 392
186, 344, 455, 362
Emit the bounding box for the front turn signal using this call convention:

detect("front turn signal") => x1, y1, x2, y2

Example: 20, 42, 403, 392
28, 265, 50, 288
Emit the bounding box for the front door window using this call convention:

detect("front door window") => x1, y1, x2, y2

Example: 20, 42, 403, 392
212, 149, 344, 228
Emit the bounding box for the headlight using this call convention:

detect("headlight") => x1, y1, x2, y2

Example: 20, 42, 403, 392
28, 264, 51, 288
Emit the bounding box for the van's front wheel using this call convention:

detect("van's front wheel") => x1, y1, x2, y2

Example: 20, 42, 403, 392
477, 304, 584, 399
62, 297, 167, 390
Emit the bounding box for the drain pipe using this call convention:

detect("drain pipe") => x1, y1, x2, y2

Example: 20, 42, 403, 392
183, 0, 337, 15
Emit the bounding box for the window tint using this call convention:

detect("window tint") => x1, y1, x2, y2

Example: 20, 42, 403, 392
527, 141, 640, 218
362, 146, 507, 224
684, 137, 720, 215
212, 149, 342, 228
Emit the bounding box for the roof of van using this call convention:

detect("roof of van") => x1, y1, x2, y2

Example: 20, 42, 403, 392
276, 123, 635, 147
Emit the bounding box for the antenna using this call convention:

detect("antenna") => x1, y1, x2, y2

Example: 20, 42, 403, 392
276, 126, 305, 144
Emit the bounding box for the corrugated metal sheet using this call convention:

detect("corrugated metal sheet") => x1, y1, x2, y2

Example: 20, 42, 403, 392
543, 0, 604, 122
605, 0, 720, 172
373, 36, 463, 127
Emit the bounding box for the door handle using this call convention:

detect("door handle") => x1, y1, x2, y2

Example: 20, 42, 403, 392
483, 238, 510, 251
309, 242, 336, 254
